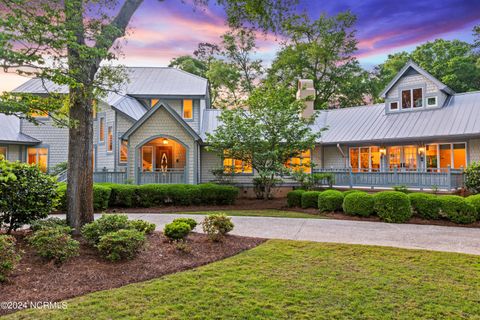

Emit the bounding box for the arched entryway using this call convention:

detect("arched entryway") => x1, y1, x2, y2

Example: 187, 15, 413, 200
138, 136, 188, 184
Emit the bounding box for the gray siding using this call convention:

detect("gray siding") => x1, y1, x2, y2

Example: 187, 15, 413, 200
20, 118, 68, 169
161, 99, 201, 133
468, 138, 480, 163
116, 113, 134, 169
94, 101, 116, 170
322, 145, 347, 168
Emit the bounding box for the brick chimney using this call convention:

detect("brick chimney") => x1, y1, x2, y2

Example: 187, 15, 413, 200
296, 79, 315, 118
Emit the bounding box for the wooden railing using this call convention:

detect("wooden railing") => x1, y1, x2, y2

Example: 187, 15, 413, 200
137, 168, 186, 185
93, 169, 129, 184
313, 167, 464, 190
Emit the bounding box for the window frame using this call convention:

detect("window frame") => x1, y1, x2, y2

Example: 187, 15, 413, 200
27, 147, 49, 173
349, 146, 381, 172
182, 99, 193, 120
99, 116, 105, 143
223, 151, 253, 175
141, 146, 154, 172
401, 87, 423, 109
389, 101, 399, 111
285, 150, 312, 174
426, 96, 438, 108
427, 142, 467, 171
119, 139, 128, 164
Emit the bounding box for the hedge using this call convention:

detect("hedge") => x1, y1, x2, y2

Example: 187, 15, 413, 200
408, 193, 442, 220
301, 191, 322, 209
439, 195, 477, 224
343, 192, 374, 217
373, 191, 412, 223
466, 194, 480, 220
318, 190, 344, 213
343, 190, 366, 197
287, 190, 306, 207
57, 183, 239, 211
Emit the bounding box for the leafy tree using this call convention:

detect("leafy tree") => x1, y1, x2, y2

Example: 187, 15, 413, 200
206, 60, 242, 107
267, 12, 370, 109
372, 38, 480, 101
206, 85, 322, 199
0, 0, 297, 231
0, 159, 59, 233
168, 55, 208, 78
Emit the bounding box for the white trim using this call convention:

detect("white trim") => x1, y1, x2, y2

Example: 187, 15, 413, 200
389, 101, 399, 111
401, 87, 423, 109
426, 96, 438, 108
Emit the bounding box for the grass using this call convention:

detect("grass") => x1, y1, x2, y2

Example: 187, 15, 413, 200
8, 240, 480, 320
169, 209, 323, 219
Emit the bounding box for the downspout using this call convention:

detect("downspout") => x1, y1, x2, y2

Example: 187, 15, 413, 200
337, 143, 347, 167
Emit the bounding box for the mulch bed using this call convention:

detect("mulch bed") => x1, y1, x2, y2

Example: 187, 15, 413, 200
0, 231, 265, 316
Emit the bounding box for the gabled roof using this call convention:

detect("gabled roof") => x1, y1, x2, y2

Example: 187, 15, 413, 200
380, 60, 455, 98
104, 92, 146, 121
0, 113, 40, 145
314, 91, 480, 144
122, 101, 201, 141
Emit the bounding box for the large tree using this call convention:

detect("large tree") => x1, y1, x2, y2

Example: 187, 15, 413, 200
206, 84, 321, 199
0, 0, 297, 231
267, 12, 370, 109
371, 37, 480, 101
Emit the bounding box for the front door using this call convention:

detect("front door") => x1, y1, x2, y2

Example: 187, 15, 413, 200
155, 146, 172, 172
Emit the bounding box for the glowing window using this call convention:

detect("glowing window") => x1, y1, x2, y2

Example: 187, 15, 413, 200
142, 146, 153, 172
27, 148, 48, 172
223, 150, 252, 174
453, 143, 466, 169
286, 150, 311, 173
439, 144, 452, 170
151, 99, 159, 107
99, 117, 105, 142
0, 147, 6, 159
350, 148, 359, 172
107, 126, 113, 152
120, 140, 128, 163
183, 99, 193, 119
426, 144, 438, 171
388, 146, 401, 169
370, 147, 380, 171
30, 110, 48, 117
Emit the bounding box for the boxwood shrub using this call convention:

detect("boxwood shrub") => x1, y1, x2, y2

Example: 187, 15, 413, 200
81, 214, 131, 245
172, 218, 197, 230
301, 191, 322, 209
287, 190, 306, 207
318, 190, 344, 213
466, 194, 480, 220
343, 192, 374, 217
137, 184, 169, 207
100, 183, 138, 208
198, 183, 239, 205
164, 221, 191, 241
28, 227, 79, 265
408, 193, 442, 220
97, 229, 146, 262
373, 191, 412, 223
439, 195, 477, 224
343, 190, 366, 197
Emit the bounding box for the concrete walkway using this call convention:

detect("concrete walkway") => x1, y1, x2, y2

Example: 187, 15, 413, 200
103, 213, 480, 256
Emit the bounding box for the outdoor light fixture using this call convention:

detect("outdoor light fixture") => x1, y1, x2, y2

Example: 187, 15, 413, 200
418, 146, 425, 161
162, 138, 169, 145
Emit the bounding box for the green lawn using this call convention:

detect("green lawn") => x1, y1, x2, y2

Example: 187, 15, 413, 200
8, 240, 480, 320
172, 209, 323, 219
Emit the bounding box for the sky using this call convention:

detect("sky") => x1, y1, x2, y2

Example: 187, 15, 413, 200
1, 0, 479, 91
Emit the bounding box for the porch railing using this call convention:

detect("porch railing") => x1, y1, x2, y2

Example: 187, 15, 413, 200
313, 167, 464, 190
137, 168, 186, 185
93, 169, 128, 184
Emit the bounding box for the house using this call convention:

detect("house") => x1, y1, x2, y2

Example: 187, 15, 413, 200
1, 61, 479, 190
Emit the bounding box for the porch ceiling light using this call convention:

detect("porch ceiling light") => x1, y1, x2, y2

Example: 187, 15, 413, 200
162, 138, 169, 145
418, 147, 425, 155
379, 148, 387, 156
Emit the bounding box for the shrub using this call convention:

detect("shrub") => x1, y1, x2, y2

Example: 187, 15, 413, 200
343, 190, 366, 196
172, 218, 197, 230
465, 161, 480, 194
93, 185, 111, 211
439, 196, 477, 224
287, 190, 306, 207
103, 184, 138, 208
81, 214, 130, 245
0, 159, 59, 232
165, 184, 201, 206
343, 192, 374, 217
373, 191, 412, 223
0, 235, 21, 282
163, 222, 191, 241
56, 183, 67, 211
466, 194, 480, 220
393, 185, 410, 194
128, 220, 156, 234
301, 191, 322, 209
30, 217, 68, 232
137, 184, 169, 207
198, 184, 239, 205
408, 193, 442, 220
202, 213, 234, 242
97, 229, 146, 261
318, 190, 344, 213
28, 227, 79, 265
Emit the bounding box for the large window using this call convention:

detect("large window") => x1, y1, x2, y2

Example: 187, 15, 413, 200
183, 99, 193, 119
223, 151, 253, 174
99, 117, 105, 142
350, 147, 380, 172
142, 146, 153, 172
30, 109, 48, 118
401, 88, 423, 109
388, 146, 401, 169
107, 126, 113, 152
428, 143, 466, 171
27, 148, 48, 172
120, 140, 128, 163
286, 150, 311, 173
0, 147, 6, 159
403, 146, 417, 170
426, 145, 438, 171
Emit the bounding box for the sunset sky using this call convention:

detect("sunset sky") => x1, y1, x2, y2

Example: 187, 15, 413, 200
1, 0, 479, 91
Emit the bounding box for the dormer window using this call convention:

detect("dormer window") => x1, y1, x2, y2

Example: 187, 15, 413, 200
426, 96, 438, 107
183, 99, 193, 119
390, 102, 399, 111
401, 88, 423, 109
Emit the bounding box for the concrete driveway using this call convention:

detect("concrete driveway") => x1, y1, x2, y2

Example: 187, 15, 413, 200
96, 213, 480, 255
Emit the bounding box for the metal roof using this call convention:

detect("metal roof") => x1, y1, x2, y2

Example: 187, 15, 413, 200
0, 113, 40, 144
104, 92, 146, 121
200, 91, 480, 145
